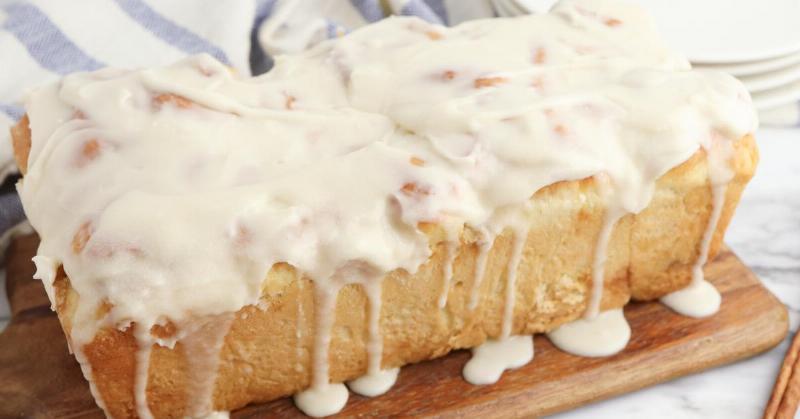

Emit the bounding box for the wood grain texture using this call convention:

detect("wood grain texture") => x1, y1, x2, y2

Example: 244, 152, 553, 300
763, 329, 800, 419
0, 234, 788, 419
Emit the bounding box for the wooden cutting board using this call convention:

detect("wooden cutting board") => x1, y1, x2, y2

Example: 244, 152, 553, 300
0, 234, 788, 419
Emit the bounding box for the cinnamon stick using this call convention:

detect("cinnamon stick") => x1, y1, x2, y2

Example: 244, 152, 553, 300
764, 329, 800, 419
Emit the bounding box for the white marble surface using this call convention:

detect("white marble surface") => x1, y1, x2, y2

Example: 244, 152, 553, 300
0, 128, 796, 418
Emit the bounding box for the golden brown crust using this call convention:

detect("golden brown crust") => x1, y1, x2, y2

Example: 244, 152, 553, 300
10, 115, 30, 175
17, 114, 757, 418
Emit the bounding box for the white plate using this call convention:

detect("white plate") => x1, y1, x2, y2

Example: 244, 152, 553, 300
737, 62, 800, 93
491, 0, 516, 17
633, 0, 800, 63
501, 0, 529, 15
752, 79, 800, 110
758, 103, 800, 126
495, 0, 528, 17
513, 0, 558, 14
695, 51, 800, 77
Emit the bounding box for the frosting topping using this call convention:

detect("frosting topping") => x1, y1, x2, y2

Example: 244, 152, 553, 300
20, 0, 754, 339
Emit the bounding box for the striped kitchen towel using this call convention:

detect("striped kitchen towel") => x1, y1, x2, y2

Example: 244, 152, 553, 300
0, 0, 496, 244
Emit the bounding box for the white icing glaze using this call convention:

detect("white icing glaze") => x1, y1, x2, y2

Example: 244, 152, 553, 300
16, 0, 757, 415
294, 284, 349, 416
19, 1, 755, 343
293, 382, 349, 418
547, 308, 630, 357
661, 135, 734, 317
462, 219, 531, 383
296, 277, 307, 374
31, 254, 59, 310
585, 213, 621, 319
182, 314, 234, 417
133, 327, 155, 419
463, 335, 534, 385
307, 286, 338, 389
467, 230, 492, 310
584, 190, 625, 319
346, 280, 400, 397
500, 225, 529, 339
660, 278, 721, 318
438, 224, 460, 308
347, 367, 400, 397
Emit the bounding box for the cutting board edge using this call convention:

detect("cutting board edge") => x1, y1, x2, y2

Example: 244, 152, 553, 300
531, 299, 790, 418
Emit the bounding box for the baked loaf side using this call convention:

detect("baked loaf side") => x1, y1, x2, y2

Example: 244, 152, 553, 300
12, 114, 757, 416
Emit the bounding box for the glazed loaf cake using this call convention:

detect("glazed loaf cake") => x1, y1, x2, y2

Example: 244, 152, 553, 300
11, 0, 758, 417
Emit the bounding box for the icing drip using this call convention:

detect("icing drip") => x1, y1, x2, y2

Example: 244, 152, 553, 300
500, 226, 529, 339
661, 137, 734, 317
296, 279, 308, 373
462, 335, 534, 385
31, 255, 59, 310
133, 327, 155, 419
293, 285, 349, 417
690, 186, 727, 283
659, 276, 721, 318
347, 368, 400, 397
293, 383, 349, 418
585, 206, 625, 319
463, 224, 533, 384
182, 314, 235, 418
547, 308, 631, 357
134, 315, 234, 418
437, 226, 460, 308
347, 281, 399, 397
468, 229, 492, 311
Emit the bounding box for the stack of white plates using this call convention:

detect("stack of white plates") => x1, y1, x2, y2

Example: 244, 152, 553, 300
492, 0, 558, 15
637, 0, 800, 121
493, 0, 800, 125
